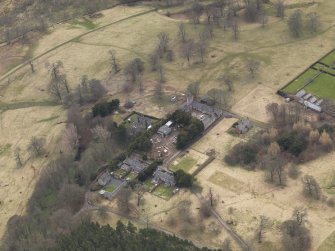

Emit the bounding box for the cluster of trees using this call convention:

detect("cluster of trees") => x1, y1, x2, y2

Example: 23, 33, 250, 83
128, 131, 153, 153
92, 99, 120, 117
288, 10, 321, 38
53, 220, 219, 251
138, 160, 163, 182
225, 102, 335, 189
1, 0, 116, 44
175, 169, 193, 187
280, 209, 311, 251
46, 61, 108, 106
170, 110, 204, 149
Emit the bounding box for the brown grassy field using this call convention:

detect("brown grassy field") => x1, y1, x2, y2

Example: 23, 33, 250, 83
1, 0, 335, 248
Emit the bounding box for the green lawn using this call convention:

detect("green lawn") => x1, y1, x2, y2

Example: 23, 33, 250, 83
317, 230, 335, 251
320, 50, 335, 67
313, 63, 335, 75
170, 156, 197, 173
114, 168, 128, 179
143, 179, 156, 191
282, 69, 319, 94
152, 185, 174, 199
305, 73, 335, 100
125, 172, 138, 181
105, 185, 116, 193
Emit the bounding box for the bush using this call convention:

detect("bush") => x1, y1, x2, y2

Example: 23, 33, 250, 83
318, 124, 334, 134
175, 170, 193, 188
129, 132, 153, 153
224, 143, 258, 167
92, 99, 120, 117
277, 132, 307, 156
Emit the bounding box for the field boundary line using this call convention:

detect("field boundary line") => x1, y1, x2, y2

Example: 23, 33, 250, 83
0, 8, 156, 84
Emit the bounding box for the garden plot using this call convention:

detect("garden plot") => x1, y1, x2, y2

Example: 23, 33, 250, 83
169, 149, 208, 175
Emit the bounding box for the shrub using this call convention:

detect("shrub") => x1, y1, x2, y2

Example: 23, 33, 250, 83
277, 132, 307, 156
92, 99, 120, 117
318, 124, 334, 134
175, 170, 193, 188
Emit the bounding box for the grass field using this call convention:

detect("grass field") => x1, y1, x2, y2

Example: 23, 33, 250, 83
317, 230, 335, 251
304, 73, 335, 99
320, 51, 335, 66
152, 185, 174, 200
282, 50, 335, 98
170, 156, 197, 173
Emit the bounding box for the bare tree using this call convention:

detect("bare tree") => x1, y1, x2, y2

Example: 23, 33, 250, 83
28, 60, 35, 73
27, 137, 46, 158
117, 187, 132, 215
189, 1, 204, 24
58, 183, 85, 213
196, 40, 208, 63
181, 39, 195, 64
178, 23, 187, 43
302, 175, 320, 200
46, 61, 69, 103
256, 215, 268, 243
65, 123, 79, 150
306, 12, 320, 33
231, 18, 239, 40
293, 207, 307, 225
275, 0, 285, 19
124, 58, 145, 86
220, 73, 233, 91
158, 64, 165, 83
260, 11, 268, 28
91, 125, 110, 147
109, 50, 120, 74
207, 88, 230, 108
222, 238, 233, 251
134, 184, 145, 207
208, 188, 214, 207
244, 0, 259, 23
186, 81, 200, 99
157, 32, 170, 55
14, 147, 23, 168
178, 200, 193, 224
149, 50, 160, 71
246, 59, 260, 78
288, 10, 303, 38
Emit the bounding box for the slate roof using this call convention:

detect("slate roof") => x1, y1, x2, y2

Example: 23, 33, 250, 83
153, 168, 176, 187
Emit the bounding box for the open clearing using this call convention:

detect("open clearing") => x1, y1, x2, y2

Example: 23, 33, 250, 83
169, 149, 208, 174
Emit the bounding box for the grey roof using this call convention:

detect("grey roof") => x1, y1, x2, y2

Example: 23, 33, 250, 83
188, 100, 223, 117
153, 168, 176, 186
120, 156, 150, 173
158, 125, 172, 136
303, 93, 312, 100
296, 89, 306, 98
128, 115, 153, 136
304, 101, 322, 112
98, 172, 112, 186
309, 96, 317, 103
